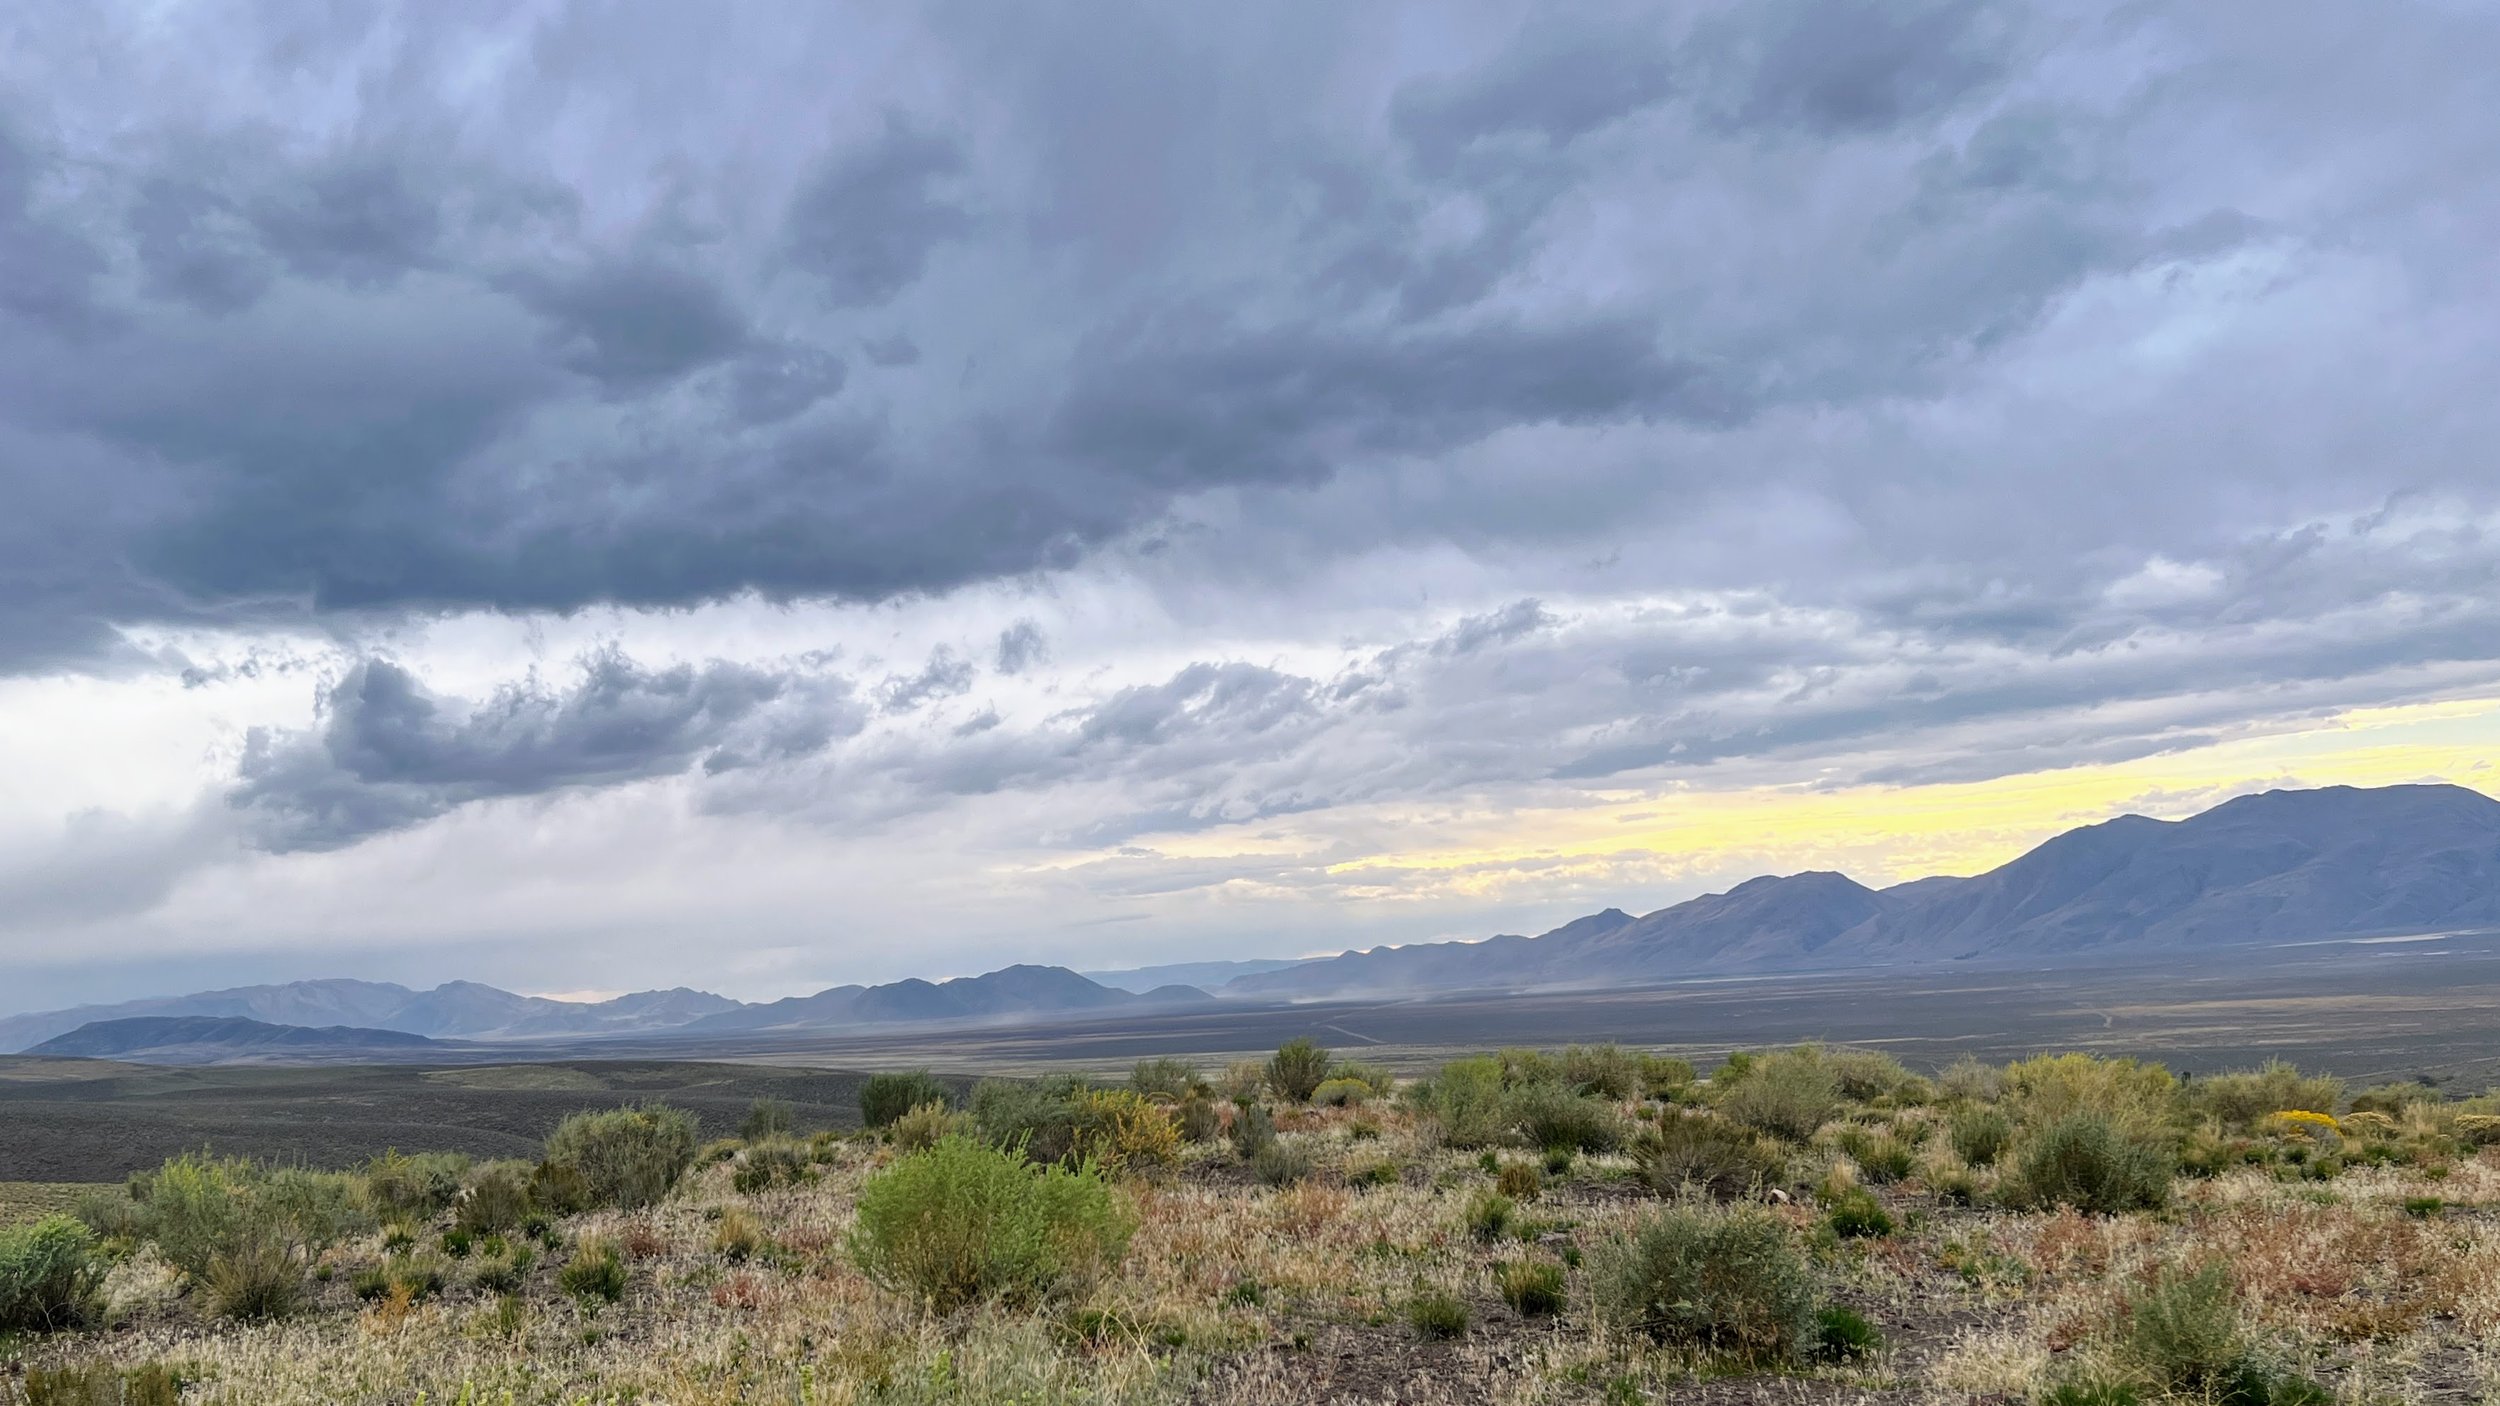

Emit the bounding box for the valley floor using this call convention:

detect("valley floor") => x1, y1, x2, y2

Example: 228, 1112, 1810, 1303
11, 1086, 2500, 1406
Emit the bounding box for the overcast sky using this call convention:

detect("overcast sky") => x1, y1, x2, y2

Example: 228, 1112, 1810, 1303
3, 1, 2496, 1012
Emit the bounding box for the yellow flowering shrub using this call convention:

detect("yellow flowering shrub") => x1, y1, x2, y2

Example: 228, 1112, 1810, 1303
2269, 1109, 2341, 1139
1069, 1089, 1182, 1178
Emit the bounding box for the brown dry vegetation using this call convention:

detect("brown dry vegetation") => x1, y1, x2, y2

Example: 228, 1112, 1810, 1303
9, 1048, 2500, 1405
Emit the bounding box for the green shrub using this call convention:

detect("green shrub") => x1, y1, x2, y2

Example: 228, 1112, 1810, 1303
1495, 1161, 1544, 1200
2189, 1062, 2345, 1131
1310, 1077, 1372, 1107
2037, 1381, 2143, 1406
1228, 1103, 1278, 1160
528, 1160, 592, 1216
440, 1226, 473, 1258
847, 1136, 1134, 1313
861, 1070, 955, 1129
2003, 1111, 2175, 1214
542, 1104, 700, 1210
1350, 1157, 1401, 1188
1464, 1190, 1516, 1242
122, 1155, 366, 1285
468, 1245, 533, 1294
1829, 1049, 1916, 1103
1643, 1113, 1785, 1200
1497, 1048, 1561, 1086
1265, 1038, 1334, 1103
204, 1237, 303, 1320
1822, 1187, 1894, 1239
1639, 1054, 1699, 1097
360, 1149, 470, 1221
456, 1161, 536, 1236
71, 1185, 143, 1243
731, 1139, 813, 1194
2002, 1054, 2180, 1140
1814, 1304, 1883, 1361
889, 1099, 968, 1152
1331, 1061, 1399, 1097
374, 1253, 445, 1301
1497, 1258, 1566, 1315
1833, 1125, 1916, 1183
1715, 1048, 1841, 1143
1416, 1057, 1512, 1149
1563, 1044, 1642, 1101
1129, 1057, 1201, 1099
970, 1075, 1089, 1165
22, 1364, 186, 1406
1939, 1056, 2004, 1104
1406, 1286, 1469, 1339
0, 1215, 104, 1332
1251, 1140, 1313, 1187
560, 1237, 627, 1304
2347, 1081, 2441, 1117
1510, 1082, 1624, 1154
2120, 1262, 2243, 1394
125, 1153, 249, 1278
739, 1098, 795, 1141
1949, 1106, 2014, 1167
1176, 1093, 1221, 1143
1590, 1203, 1822, 1365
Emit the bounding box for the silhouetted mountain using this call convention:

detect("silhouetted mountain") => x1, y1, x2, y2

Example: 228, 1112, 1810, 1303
1082, 958, 1309, 992
0, 980, 743, 1053
685, 965, 1205, 1033
1229, 784, 2500, 998
29, 1016, 446, 1063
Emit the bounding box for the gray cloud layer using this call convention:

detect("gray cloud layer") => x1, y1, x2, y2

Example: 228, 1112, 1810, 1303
1, 2, 2498, 1006
232, 651, 859, 851
0, 2, 2489, 671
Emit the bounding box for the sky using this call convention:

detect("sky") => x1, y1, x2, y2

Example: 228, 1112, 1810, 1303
2, 1, 2497, 1014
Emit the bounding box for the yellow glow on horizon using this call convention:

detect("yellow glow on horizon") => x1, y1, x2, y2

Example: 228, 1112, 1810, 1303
1305, 695, 2500, 897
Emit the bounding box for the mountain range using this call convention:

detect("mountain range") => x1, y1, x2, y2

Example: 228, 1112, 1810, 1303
25, 1016, 448, 1064
0, 965, 1214, 1055
7, 783, 2495, 1054
0, 979, 747, 1053
677, 964, 1213, 1033
1227, 783, 2500, 998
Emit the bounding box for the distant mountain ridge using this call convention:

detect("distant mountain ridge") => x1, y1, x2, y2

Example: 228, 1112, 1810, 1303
681, 964, 1213, 1033
0, 965, 1213, 1054
29, 1016, 447, 1063
1227, 784, 2500, 999
0, 979, 744, 1053
9, 784, 2493, 1049
1081, 958, 1308, 993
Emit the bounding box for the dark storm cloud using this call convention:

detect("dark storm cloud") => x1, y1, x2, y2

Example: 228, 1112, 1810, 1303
231, 650, 861, 851
783, 115, 973, 307
517, 259, 753, 391
0, 112, 107, 332
0, 0, 2489, 741
1703, 0, 2016, 136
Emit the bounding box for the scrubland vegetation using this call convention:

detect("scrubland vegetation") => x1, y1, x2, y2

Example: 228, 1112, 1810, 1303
9, 1044, 2500, 1404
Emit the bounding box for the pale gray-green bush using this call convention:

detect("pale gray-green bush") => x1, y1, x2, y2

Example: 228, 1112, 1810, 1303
848, 1136, 1133, 1313
542, 1104, 700, 1210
